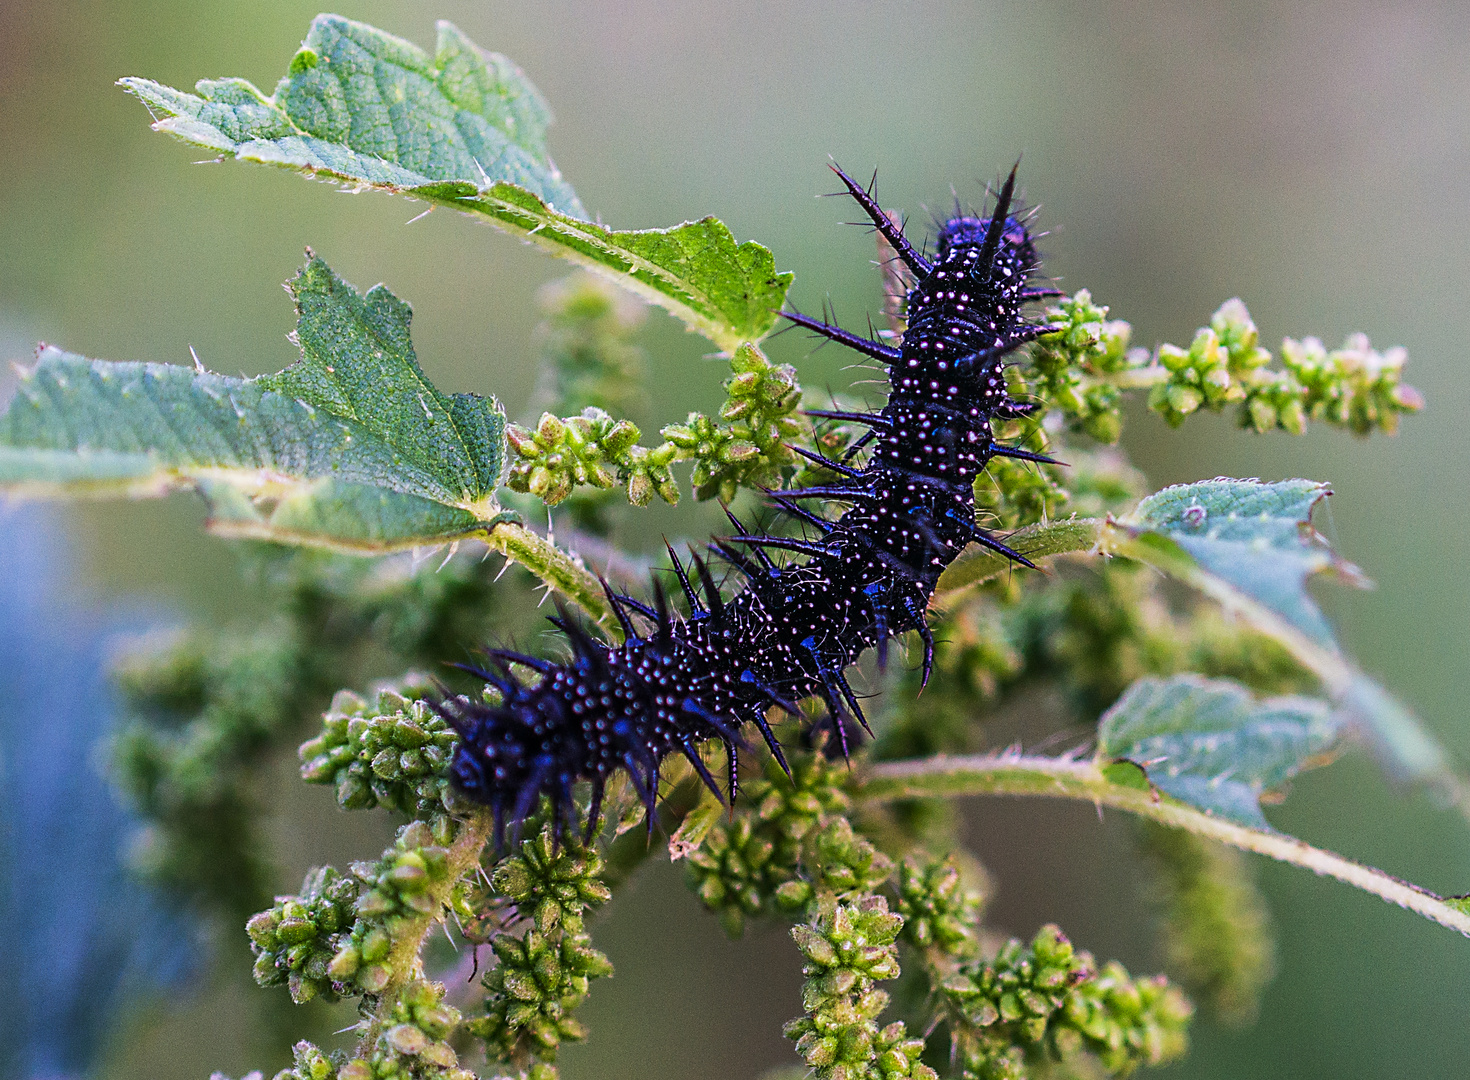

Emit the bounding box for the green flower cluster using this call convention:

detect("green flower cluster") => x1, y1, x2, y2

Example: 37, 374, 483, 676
784, 895, 935, 1080
687, 813, 791, 934
299, 679, 460, 819
1024, 290, 1142, 444
686, 750, 853, 935
327, 820, 463, 995
1148, 298, 1273, 427
942, 925, 1191, 1080
356, 981, 470, 1080
777, 817, 895, 912
665, 342, 805, 501
505, 407, 678, 507
511, 272, 653, 509
489, 826, 613, 936
894, 854, 983, 958
469, 825, 614, 1069
470, 927, 613, 1064
1149, 300, 1420, 435
1278, 331, 1422, 434
269, 1039, 341, 1080
506, 341, 807, 508
247, 866, 360, 1003
1019, 292, 1419, 443
269, 981, 471, 1080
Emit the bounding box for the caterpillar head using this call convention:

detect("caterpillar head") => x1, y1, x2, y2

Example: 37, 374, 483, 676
936, 215, 1033, 259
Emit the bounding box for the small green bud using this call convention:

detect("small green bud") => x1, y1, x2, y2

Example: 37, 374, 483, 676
385, 1023, 429, 1055
505, 424, 539, 457
626, 471, 653, 506
1166, 383, 1203, 417
327, 945, 359, 980
246, 911, 278, 947
356, 963, 391, 993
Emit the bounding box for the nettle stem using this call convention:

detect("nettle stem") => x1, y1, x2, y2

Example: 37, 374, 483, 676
355, 810, 494, 1058
482, 520, 613, 631
856, 755, 1470, 937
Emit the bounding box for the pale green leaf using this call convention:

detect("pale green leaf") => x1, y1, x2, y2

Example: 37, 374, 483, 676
1103, 478, 1457, 793
123, 16, 580, 213
0, 254, 508, 552
932, 516, 1102, 605
121, 15, 791, 350
1116, 478, 1356, 648
1097, 675, 1342, 829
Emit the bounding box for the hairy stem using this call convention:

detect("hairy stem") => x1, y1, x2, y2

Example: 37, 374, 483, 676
856, 754, 1470, 938
482, 519, 614, 631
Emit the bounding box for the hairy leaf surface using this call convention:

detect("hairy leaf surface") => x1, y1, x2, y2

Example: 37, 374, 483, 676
1098, 675, 1342, 829
121, 15, 791, 350
0, 255, 510, 552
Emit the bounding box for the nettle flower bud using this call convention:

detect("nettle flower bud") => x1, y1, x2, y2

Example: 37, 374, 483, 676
896, 853, 983, 957
247, 866, 362, 1003
490, 824, 611, 936
299, 677, 458, 821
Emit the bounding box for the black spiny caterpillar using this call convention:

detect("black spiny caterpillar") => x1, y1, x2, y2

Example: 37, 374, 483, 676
439, 164, 1060, 841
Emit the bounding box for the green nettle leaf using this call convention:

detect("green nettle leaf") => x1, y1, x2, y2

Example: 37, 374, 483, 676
933, 516, 1103, 604
1114, 478, 1354, 648
121, 15, 792, 351
124, 16, 583, 214
1105, 478, 1457, 793
1097, 675, 1343, 829
0, 254, 512, 552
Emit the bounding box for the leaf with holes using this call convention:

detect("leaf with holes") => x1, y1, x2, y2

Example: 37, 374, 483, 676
121, 15, 791, 350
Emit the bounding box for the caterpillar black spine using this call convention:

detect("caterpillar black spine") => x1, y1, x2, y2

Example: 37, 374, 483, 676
439, 162, 1058, 844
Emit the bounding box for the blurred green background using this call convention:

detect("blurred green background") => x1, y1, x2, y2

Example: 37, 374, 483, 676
3, 1, 1469, 1077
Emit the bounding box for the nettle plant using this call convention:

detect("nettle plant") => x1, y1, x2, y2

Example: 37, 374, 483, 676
2, 14, 1462, 1080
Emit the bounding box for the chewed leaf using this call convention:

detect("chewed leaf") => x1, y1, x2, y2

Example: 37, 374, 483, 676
121, 15, 791, 350
1104, 478, 1458, 795
1097, 675, 1343, 830
264, 254, 506, 503
0, 254, 510, 553
1118, 478, 1358, 649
